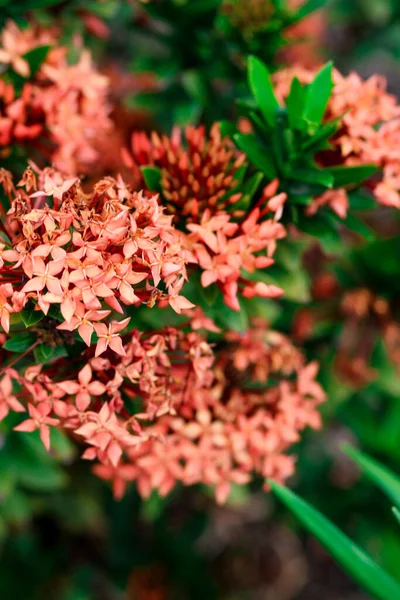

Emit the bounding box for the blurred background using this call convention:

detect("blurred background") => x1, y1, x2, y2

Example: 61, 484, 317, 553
2, 1, 400, 598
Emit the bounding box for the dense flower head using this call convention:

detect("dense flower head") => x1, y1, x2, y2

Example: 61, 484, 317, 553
103, 320, 325, 503
0, 20, 111, 175
124, 124, 286, 310
1, 326, 214, 466
273, 67, 400, 212
0, 166, 193, 346
0, 317, 325, 502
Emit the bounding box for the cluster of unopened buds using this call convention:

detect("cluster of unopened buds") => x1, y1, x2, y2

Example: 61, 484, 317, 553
124, 124, 286, 309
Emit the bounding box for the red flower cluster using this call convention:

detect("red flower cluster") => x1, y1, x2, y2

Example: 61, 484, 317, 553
273, 67, 400, 212
124, 125, 286, 310
0, 162, 325, 501
2, 327, 212, 461
0, 21, 111, 174
96, 322, 325, 503
0, 313, 324, 503
0, 166, 193, 345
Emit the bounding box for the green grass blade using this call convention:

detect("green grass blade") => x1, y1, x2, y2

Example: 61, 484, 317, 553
344, 445, 400, 509
270, 481, 400, 600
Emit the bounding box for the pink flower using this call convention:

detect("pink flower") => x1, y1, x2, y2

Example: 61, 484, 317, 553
94, 318, 131, 357
0, 373, 25, 421
14, 402, 59, 451
0, 283, 14, 332
57, 364, 106, 411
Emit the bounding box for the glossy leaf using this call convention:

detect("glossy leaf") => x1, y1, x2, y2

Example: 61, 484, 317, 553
33, 343, 67, 364
3, 332, 37, 353
20, 306, 43, 328
234, 133, 277, 179
286, 77, 306, 129
247, 55, 280, 127
289, 167, 334, 188
303, 62, 333, 125
324, 164, 377, 188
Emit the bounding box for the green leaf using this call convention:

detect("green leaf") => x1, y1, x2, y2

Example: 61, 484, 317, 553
324, 165, 377, 188
348, 190, 376, 210
270, 481, 400, 600
3, 332, 36, 353
292, 0, 329, 20
233, 171, 264, 212
20, 305, 43, 328
297, 213, 342, 254
344, 446, 400, 509
219, 120, 237, 138
33, 343, 67, 364
289, 167, 333, 188
286, 77, 306, 129
247, 55, 280, 128
303, 62, 333, 125
343, 213, 375, 240
234, 133, 277, 179
141, 166, 162, 193
24, 45, 51, 78
393, 508, 400, 526
301, 120, 339, 152
200, 284, 219, 306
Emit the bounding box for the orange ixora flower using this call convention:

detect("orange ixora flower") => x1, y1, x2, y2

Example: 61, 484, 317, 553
102, 321, 325, 503
3, 316, 324, 503
124, 124, 287, 310
0, 21, 111, 175
0, 166, 193, 350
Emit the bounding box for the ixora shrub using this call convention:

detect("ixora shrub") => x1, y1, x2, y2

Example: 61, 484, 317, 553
2, 7, 400, 597
0, 41, 399, 506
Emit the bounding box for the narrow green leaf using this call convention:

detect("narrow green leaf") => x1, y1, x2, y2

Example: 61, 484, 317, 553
344, 446, 400, 509
286, 77, 307, 129
303, 62, 333, 125
234, 133, 277, 179
241, 171, 264, 203
289, 167, 334, 188
343, 213, 375, 240
393, 507, 400, 526
247, 55, 280, 127
141, 166, 162, 193
3, 332, 37, 353
324, 164, 377, 188
348, 190, 376, 210
270, 481, 400, 600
